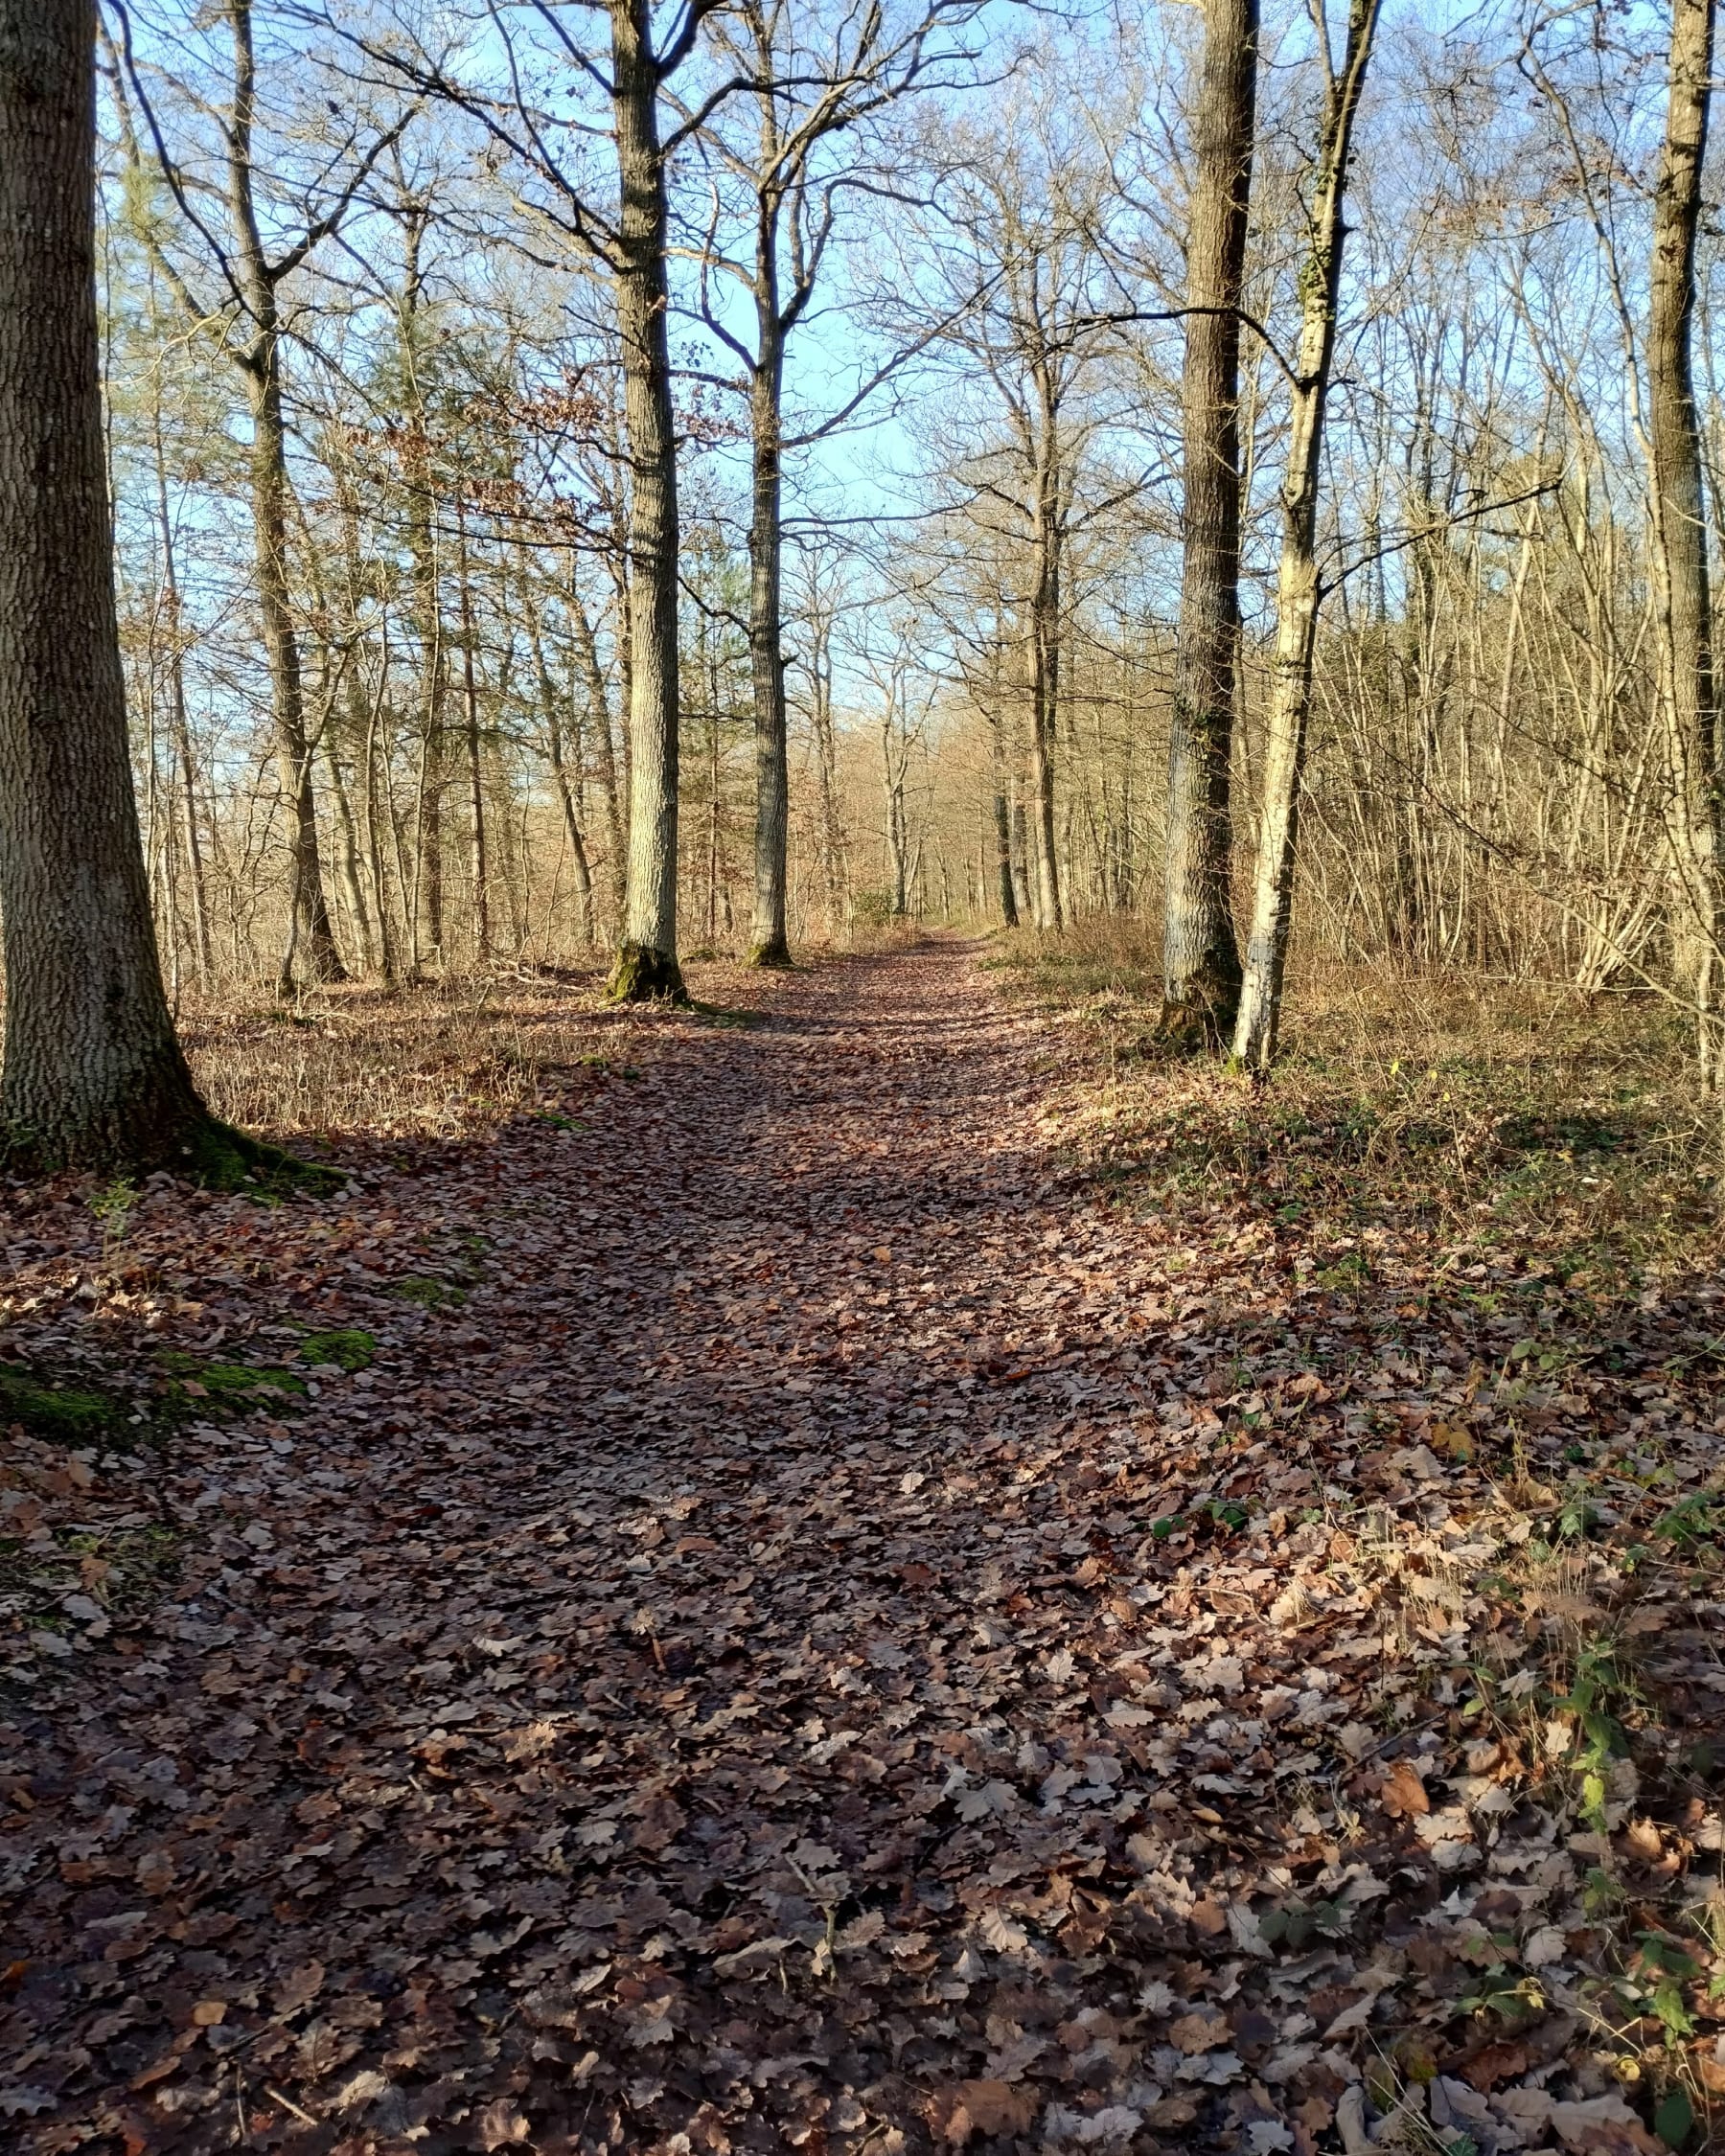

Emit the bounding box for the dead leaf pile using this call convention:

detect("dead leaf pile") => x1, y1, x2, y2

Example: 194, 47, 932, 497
1, 946, 1723, 2154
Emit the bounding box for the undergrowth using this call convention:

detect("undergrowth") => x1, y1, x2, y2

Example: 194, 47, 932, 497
987, 923, 1722, 1303
987, 921, 1725, 2130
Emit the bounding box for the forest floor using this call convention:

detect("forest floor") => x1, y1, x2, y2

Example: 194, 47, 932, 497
4, 938, 1725, 2156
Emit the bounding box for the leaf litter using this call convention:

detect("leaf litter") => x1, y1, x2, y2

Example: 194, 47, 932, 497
1, 944, 1724, 2153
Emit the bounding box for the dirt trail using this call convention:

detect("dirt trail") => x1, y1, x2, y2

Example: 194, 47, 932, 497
9, 943, 1208, 2153
14, 945, 1698, 2155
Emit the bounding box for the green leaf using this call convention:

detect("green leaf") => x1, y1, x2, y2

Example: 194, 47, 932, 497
1650, 1976, 1695, 2040
1654, 2085, 1693, 2148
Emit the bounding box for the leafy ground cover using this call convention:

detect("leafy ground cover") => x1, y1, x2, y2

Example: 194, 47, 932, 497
2, 941, 1724, 2155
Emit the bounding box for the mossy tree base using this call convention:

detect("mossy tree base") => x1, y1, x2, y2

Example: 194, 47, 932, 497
746, 937, 794, 970
607, 941, 689, 1005
175, 1114, 344, 1196
3, 1107, 340, 1196
1155, 964, 1242, 1056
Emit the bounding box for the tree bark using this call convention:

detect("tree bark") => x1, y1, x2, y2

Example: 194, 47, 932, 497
568, 569, 626, 933
0, 0, 217, 1168
1160, 0, 1256, 1045
989, 700, 1019, 928
1232, 0, 1381, 1068
454, 493, 492, 963
223, 0, 344, 994
748, 312, 793, 966
606, 0, 687, 1002
1647, 0, 1722, 1078
528, 577, 597, 949
1028, 440, 1064, 931
150, 397, 213, 983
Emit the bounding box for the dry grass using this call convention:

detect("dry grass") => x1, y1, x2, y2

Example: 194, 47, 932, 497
984, 920, 1724, 1301
174, 954, 782, 1143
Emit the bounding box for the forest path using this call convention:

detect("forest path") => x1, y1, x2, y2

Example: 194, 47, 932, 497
6, 945, 1291, 2152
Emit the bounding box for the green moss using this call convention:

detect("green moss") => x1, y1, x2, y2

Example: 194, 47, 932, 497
390, 1274, 465, 1310
693, 1003, 767, 1029
606, 940, 689, 1006
297, 1328, 376, 1372
0, 1368, 127, 1444
177, 1116, 344, 1198
746, 936, 794, 970
154, 1350, 307, 1411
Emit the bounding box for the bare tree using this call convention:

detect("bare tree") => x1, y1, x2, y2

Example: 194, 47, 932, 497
687, 0, 979, 967
108, 0, 410, 991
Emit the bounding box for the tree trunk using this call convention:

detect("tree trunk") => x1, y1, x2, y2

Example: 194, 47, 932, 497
1160, 0, 1256, 1045
1232, 0, 1381, 1068
807, 608, 847, 930
394, 201, 444, 975
1028, 476, 1063, 931
0, 0, 216, 1168
150, 404, 213, 984
224, 0, 344, 995
569, 568, 626, 933
748, 314, 793, 966
1010, 793, 1032, 922
454, 494, 492, 963
529, 588, 597, 948
1648, 0, 1722, 1078
991, 711, 1019, 928
605, 0, 686, 1003
324, 730, 376, 973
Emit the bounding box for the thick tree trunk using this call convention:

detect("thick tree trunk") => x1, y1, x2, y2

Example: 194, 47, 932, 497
0, 0, 214, 1168
748, 321, 793, 967
1233, 0, 1381, 1068
1648, 0, 1722, 1078
605, 0, 686, 1003
1160, 0, 1256, 1045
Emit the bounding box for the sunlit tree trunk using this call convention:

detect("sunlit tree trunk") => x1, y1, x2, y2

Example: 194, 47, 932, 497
1028, 411, 1064, 931
223, 0, 345, 994
150, 397, 213, 984
1233, 0, 1381, 1068
606, 0, 687, 1001
569, 568, 626, 932
1647, 0, 1722, 1078
1160, 0, 1256, 1045
454, 493, 491, 963
748, 311, 793, 967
